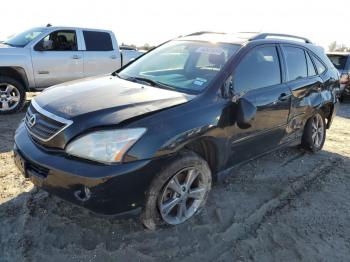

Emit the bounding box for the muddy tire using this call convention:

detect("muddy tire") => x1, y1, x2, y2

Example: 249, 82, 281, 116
0, 76, 26, 114
141, 151, 212, 230
301, 112, 326, 152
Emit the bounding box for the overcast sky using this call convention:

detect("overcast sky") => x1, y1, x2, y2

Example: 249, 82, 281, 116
1, 0, 349, 49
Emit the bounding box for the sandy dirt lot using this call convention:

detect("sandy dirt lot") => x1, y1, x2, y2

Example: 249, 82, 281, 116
1, 95, 350, 261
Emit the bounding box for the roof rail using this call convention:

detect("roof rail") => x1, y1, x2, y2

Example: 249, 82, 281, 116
185, 31, 226, 37
249, 33, 312, 44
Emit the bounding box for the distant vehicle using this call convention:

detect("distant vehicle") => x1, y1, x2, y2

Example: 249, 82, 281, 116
0, 26, 143, 114
327, 52, 350, 101
14, 32, 339, 229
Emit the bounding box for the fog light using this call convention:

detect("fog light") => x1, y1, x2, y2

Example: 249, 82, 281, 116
74, 186, 91, 202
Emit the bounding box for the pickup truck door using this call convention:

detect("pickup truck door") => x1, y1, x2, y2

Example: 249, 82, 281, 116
225, 44, 291, 165
30, 29, 84, 88
81, 30, 122, 77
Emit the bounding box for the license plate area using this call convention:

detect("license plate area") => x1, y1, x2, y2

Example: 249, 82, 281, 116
14, 148, 49, 185
14, 150, 28, 178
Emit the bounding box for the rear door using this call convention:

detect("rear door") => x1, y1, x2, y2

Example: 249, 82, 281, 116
82, 30, 122, 77
281, 45, 324, 136
226, 44, 292, 164
31, 30, 84, 88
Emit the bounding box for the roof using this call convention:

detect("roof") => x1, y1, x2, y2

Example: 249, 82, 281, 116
34, 26, 113, 33
180, 32, 248, 45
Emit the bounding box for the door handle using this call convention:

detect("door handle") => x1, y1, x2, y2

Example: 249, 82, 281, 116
72, 55, 82, 59
278, 93, 291, 101
110, 55, 117, 59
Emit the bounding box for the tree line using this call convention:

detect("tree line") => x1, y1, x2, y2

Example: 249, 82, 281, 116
328, 41, 350, 52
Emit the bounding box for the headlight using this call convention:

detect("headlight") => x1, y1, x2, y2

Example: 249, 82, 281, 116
66, 128, 146, 163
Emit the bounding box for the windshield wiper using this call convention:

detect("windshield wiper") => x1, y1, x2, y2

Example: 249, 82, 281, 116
127, 76, 176, 91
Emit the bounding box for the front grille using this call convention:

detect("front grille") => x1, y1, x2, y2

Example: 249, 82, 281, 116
25, 100, 72, 142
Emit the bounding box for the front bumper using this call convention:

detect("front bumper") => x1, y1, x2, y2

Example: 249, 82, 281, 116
14, 123, 171, 216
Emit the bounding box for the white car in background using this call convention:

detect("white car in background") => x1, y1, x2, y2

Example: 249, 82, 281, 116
0, 26, 144, 114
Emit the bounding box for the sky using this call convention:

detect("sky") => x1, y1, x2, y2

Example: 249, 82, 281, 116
1, 0, 349, 49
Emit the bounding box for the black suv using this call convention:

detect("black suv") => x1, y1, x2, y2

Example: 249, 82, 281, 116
14, 32, 339, 229
327, 52, 350, 101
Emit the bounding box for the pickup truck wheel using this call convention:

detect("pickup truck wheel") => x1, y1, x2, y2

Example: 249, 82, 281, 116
301, 112, 326, 152
0, 76, 26, 114
141, 151, 212, 230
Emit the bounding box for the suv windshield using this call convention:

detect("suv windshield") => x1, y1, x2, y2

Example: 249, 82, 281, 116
4, 28, 45, 47
327, 54, 348, 70
118, 40, 241, 94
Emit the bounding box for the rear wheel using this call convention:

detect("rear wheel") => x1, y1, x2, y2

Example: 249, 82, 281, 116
0, 76, 26, 114
141, 151, 212, 229
301, 112, 326, 152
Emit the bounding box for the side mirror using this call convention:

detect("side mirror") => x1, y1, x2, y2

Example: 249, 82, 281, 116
236, 97, 257, 129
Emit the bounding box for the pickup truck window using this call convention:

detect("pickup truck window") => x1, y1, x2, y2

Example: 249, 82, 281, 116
83, 31, 113, 51
36, 30, 77, 51
118, 40, 240, 94
327, 54, 348, 70
4, 28, 45, 47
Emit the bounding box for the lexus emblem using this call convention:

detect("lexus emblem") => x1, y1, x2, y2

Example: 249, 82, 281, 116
28, 114, 37, 127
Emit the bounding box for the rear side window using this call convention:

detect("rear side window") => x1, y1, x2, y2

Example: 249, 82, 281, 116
312, 55, 326, 74
83, 31, 113, 51
283, 46, 307, 81
234, 46, 281, 92
327, 55, 348, 70
305, 51, 316, 76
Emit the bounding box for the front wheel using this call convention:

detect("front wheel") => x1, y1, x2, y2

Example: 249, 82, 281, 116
141, 151, 212, 229
301, 112, 326, 152
0, 76, 26, 114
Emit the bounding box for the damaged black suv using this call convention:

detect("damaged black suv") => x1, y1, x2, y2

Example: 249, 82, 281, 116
14, 32, 339, 229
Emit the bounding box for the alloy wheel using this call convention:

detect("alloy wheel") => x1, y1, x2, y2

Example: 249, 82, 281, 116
158, 167, 210, 225
311, 114, 324, 148
0, 83, 20, 112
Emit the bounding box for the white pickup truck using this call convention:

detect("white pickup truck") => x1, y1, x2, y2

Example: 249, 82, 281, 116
0, 26, 143, 114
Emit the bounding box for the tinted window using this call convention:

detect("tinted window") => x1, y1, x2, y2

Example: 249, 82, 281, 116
306, 51, 316, 76
283, 46, 307, 81
327, 55, 348, 70
234, 46, 281, 92
83, 31, 113, 51
312, 55, 326, 74
36, 30, 77, 51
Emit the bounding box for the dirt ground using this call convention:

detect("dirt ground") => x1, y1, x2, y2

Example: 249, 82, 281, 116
1, 94, 350, 262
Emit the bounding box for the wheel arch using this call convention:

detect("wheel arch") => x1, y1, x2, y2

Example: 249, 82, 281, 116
0, 67, 29, 90
318, 102, 335, 129
182, 137, 220, 181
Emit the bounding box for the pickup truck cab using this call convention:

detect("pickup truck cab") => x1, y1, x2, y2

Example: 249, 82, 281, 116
0, 26, 143, 114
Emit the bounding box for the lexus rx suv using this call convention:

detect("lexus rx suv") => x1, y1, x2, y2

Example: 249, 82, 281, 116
14, 32, 339, 229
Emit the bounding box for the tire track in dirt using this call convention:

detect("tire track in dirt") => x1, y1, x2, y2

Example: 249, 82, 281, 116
185, 157, 342, 262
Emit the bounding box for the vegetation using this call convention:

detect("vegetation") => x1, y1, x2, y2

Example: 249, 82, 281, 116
328, 41, 350, 52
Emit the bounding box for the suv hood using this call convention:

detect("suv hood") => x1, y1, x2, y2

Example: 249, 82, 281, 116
34, 75, 194, 125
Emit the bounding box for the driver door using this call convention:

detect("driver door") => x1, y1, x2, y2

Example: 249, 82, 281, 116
30, 30, 84, 88
226, 44, 292, 165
